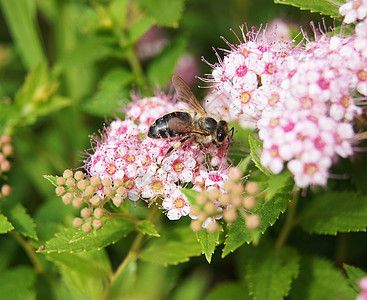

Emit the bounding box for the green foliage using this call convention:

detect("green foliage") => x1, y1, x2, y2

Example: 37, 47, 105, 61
136, 220, 160, 237
196, 229, 220, 263
0, 214, 14, 234
274, 0, 345, 17
243, 243, 300, 300
0, 266, 36, 300
205, 282, 249, 300
299, 191, 367, 234
140, 226, 202, 266
344, 264, 367, 293
289, 256, 357, 299
248, 134, 269, 175
42, 218, 135, 253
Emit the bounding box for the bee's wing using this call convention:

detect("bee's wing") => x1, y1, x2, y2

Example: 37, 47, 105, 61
167, 117, 208, 135
172, 75, 207, 116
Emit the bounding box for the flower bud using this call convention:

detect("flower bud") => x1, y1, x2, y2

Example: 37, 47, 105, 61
112, 195, 123, 207
231, 196, 243, 208
114, 179, 123, 187
190, 220, 202, 232
62, 193, 73, 205
81, 207, 91, 218
2, 144, 13, 156
245, 181, 259, 195
195, 193, 207, 205
243, 196, 256, 210
189, 205, 200, 216
90, 195, 102, 207
207, 220, 219, 233
228, 167, 243, 181
93, 219, 103, 230
204, 202, 217, 215
223, 208, 237, 223
1, 184, 11, 196
84, 185, 97, 197
0, 135, 11, 144
93, 208, 104, 219
74, 171, 85, 181
90, 176, 102, 187
72, 217, 83, 228
63, 169, 73, 179
104, 187, 115, 198
246, 214, 260, 229
102, 177, 112, 187
56, 177, 65, 186
82, 222, 92, 233
219, 193, 230, 206
207, 188, 221, 200
116, 186, 126, 196
65, 177, 76, 187
1, 160, 11, 172
77, 179, 88, 191
72, 197, 82, 209
55, 186, 66, 197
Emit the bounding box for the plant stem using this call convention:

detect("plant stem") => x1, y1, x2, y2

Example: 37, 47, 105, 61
101, 205, 159, 300
11, 232, 60, 300
127, 47, 146, 89
275, 189, 300, 249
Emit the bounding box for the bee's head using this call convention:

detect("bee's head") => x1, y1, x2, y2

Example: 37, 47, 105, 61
216, 120, 230, 144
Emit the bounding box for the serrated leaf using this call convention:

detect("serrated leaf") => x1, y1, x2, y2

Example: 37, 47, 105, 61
265, 170, 293, 201
222, 212, 255, 257
290, 256, 357, 300
147, 36, 187, 87
205, 282, 249, 300
136, 220, 160, 237
41, 218, 135, 253
0, 266, 36, 300
274, 0, 344, 17
2, 203, 37, 240
0, 213, 14, 234
83, 68, 133, 116
244, 243, 300, 300
140, 226, 201, 266
46, 249, 112, 278
43, 175, 59, 187
137, 0, 185, 27
196, 230, 220, 263
248, 135, 268, 175
344, 264, 367, 293
299, 191, 367, 235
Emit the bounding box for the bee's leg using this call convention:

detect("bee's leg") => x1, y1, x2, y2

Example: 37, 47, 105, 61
212, 140, 220, 148
164, 135, 192, 157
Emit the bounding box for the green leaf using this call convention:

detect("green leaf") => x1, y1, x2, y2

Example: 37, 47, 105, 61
83, 68, 133, 117
0, 0, 46, 69
196, 229, 220, 263
0, 266, 36, 300
136, 220, 160, 237
108, 0, 129, 30
181, 188, 199, 205
344, 264, 367, 293
244, 243, 300, 300
137, 0, 185, 27
289, 256, 357, 300
126, 17, 156, 45
147, 36, 187, 87
299, 191, 367, 235
43, 175, 59, 187
0, 213, 14, 234
2, 203, 37, 240
205, 282, 249, 300
140, 226, 202, 266
41, 218, 135, 253
248, 135, 268, 175
171, 271, 208, 300
274, 0, 345, 17
222, 212, 256, 257
46, 249, 112, 278
265, 170, 293, 201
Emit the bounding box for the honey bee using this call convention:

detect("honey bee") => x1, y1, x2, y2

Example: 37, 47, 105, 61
148, 75, 234, 157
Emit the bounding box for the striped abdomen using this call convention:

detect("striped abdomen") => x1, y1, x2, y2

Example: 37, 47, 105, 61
148, 111, 192, 139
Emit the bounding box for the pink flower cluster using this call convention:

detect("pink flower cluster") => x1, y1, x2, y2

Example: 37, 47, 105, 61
358, 277, 367, 300
204, 23, 366, 187
84, 95, 230, 220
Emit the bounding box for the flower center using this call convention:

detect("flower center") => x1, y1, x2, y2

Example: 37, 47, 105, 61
173, 161, 184, 172
152, 181, 163, 193
270, 118, 280, 128
240, 92, 251, 104
125, 154, 135, 163
305, 163, 318, 175
265, 63, 276, 74
301, 97, 313, 109
208, 172, 222, 182
268, 94, 279, 106
317, 77, 330, 90
270, 146, 279, 157
236, 65, 248, 77
106, 164, 116, 175
341, 96, 350, 108
173, 197, 185, 209
358, 69, 367, 81
124, 179, 134, 190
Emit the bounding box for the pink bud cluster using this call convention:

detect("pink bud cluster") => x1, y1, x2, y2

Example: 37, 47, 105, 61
0, 135, 13, 199
83, 95, 231, 220
203, 22, 366, 188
